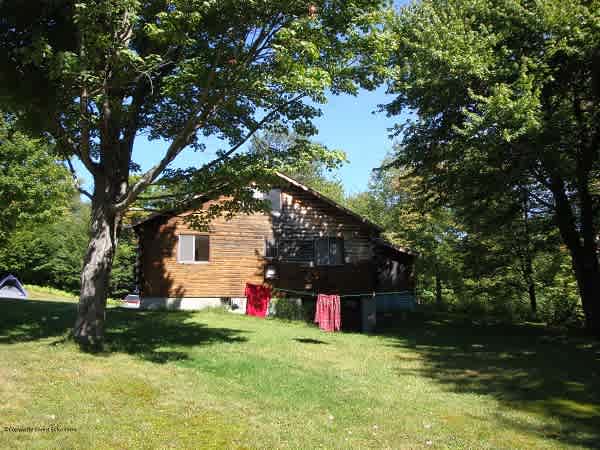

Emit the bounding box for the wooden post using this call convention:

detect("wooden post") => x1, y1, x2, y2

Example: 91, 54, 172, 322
361, 295, 377, 333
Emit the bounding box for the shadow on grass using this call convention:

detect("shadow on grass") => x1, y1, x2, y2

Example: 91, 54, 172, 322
379, 314, 600, 448
293, 338, 328, 344
0, 299, 248, 363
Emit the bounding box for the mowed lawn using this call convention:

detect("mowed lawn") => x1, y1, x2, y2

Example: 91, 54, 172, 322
1, 298, 599, 449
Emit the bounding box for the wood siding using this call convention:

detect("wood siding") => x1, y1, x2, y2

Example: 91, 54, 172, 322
139, 209, 273, 298
272, 184, 375, 262
137, 181, 413, 298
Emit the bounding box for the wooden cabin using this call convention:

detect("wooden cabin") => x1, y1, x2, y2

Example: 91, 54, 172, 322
133, 173, 416, 327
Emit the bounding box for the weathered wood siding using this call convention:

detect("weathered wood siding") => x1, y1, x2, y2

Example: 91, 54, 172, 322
272, 184, 375, 262
138, 181, 396, 298
139, 207, 273, 298
268, 183, 379, 294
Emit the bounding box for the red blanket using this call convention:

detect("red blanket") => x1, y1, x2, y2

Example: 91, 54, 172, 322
245, 283, 271, 318
314, 294, 341, 332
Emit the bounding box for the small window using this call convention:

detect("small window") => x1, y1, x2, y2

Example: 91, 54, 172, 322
267, 189, 281, 212
265, 238, 278, 258
252, 188, 265, 200
315, 237, 345, 266
178, 234, 209, 263
252, 188, 281, 213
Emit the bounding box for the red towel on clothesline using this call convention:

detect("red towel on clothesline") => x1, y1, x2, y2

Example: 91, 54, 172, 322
245, 283, 271, 317
314, 294, 341, 332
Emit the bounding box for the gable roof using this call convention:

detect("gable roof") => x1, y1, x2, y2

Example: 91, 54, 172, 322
373, 237, 418, 257
132, 172, 384, 232
274, 172, 383, 232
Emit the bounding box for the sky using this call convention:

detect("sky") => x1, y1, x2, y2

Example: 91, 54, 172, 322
75, 87, 404, 196
308, 87, 401, 194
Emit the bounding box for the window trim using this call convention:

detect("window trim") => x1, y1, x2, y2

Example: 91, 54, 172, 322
177, 233, 210, 264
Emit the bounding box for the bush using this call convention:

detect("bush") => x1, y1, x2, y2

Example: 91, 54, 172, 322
269, 297, 305, 321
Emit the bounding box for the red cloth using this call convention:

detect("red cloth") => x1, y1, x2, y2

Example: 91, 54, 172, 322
314, 294, 341, 332
245, 283, 271, 318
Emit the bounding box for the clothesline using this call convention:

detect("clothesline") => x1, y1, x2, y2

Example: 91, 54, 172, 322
271, 287, 415, 299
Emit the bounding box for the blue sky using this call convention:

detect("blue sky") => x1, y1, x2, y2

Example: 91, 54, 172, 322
308, 87, 401, 194
154, 87, 399, 194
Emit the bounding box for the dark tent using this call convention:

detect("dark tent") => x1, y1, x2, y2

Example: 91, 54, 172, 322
0, 274, 28, 298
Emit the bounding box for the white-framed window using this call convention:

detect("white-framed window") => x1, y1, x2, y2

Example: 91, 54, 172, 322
178, 234, 209, 263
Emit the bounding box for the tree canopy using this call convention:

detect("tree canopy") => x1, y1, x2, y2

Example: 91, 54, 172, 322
0, 0, 392, 345
384, 0, 600, 334
0, 114, 74, 246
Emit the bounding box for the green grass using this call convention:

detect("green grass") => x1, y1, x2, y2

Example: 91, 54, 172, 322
23, 285, 78, 302
0, 300, 599, 449
21, 285, 120, 306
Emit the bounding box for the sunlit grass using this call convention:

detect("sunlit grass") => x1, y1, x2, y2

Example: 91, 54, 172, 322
23, 285, 78, 302
1, 300, 598, 449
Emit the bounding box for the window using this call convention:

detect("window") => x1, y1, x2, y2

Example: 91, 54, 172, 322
253, 188, 282, 213
178, 234, 209, 263
267, 189, 282, 212
315, 237, 344, 266
265, 238, 278, 259
279, 239, 315, 262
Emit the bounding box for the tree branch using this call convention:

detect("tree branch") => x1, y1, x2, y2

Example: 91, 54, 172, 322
115, 18, 297, 212
115, 48, 225, 210
137, 191, 195, 201
64, 158, 93, 200
53, 117, 98, 176
200, 94, 304, 173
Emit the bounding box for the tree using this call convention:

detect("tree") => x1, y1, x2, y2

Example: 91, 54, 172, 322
249, 130, 347, 203
347, 164, 465, 309
0, 196, 89, 292
0, 195, 137, 298
0, 0, 390, 345
0, 114, 74, 246
386, 0, 600, 334
348, 156, 580, 322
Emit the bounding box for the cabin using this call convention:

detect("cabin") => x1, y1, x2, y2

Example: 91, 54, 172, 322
133, 173, 416, 331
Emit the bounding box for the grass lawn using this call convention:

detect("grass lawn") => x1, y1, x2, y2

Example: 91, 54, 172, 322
1, 300, 599, 449
22, 285, 78, 302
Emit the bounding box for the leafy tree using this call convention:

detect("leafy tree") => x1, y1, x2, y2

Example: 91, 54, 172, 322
0, 197, 136, 298
348, 158, 580, 323
0, 114, 74, 246
0, 0, 391, 345
249, 131, 347, 203
0, 197, 88, 291
347, 164, 465, 309
386, 0, 600, 334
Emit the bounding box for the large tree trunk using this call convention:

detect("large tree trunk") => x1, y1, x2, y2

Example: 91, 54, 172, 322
551, 176, 600, 336
572, 248, 600, 335
73, 193, 120, 348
